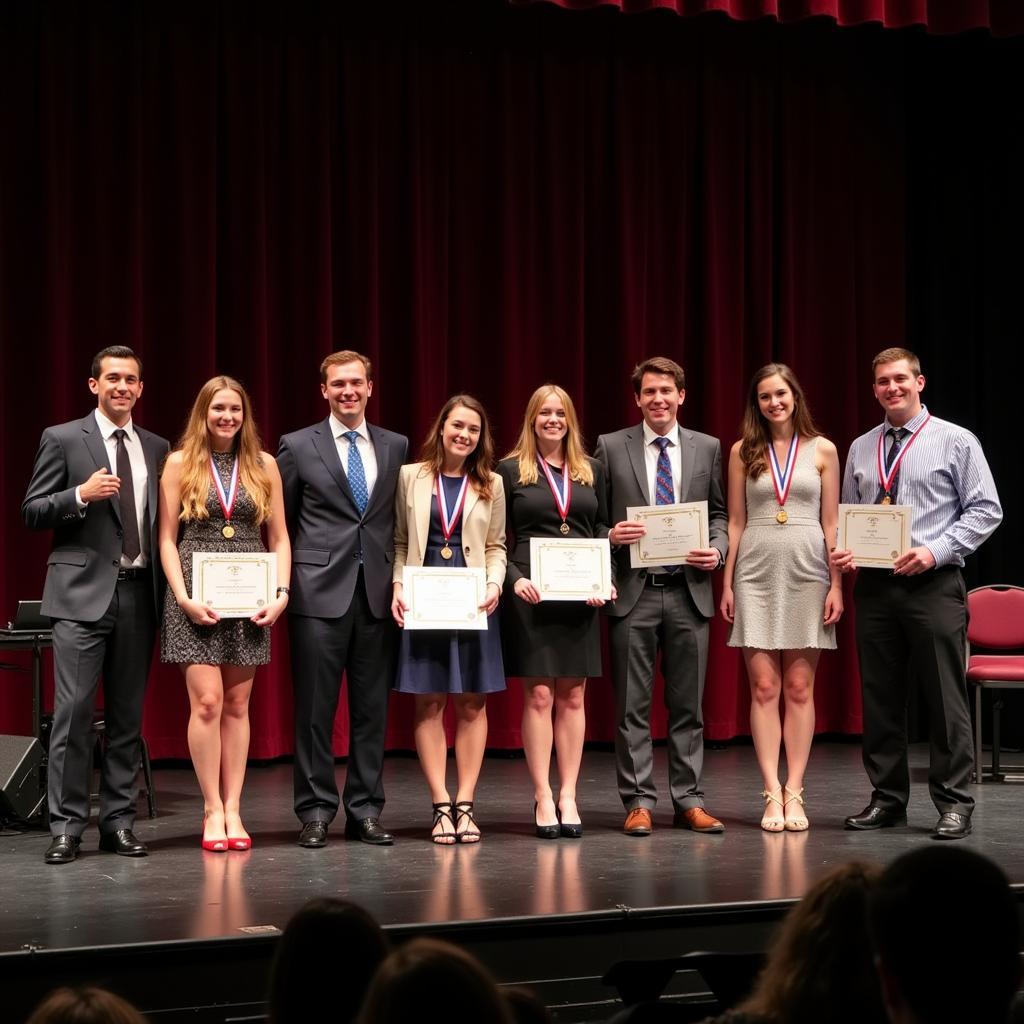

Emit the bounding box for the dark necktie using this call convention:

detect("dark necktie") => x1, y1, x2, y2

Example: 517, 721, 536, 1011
113, 428, 142, 561
653, 436, 680, 572
877, 426, 907, 503
344, 430, 369, 514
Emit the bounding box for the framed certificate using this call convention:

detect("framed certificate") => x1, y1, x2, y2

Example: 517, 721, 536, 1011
192, 552, 277, 618
627, 501, 709, 569
838, 504, 911, 568
402, 566, 487, 630
530, 538, 612, 601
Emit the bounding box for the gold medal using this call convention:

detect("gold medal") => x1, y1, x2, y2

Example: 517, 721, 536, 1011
559, 522, 570, 535
776, 509, 788, 524
440, 546, 453, 560
881, 495, 892, 505
222, 523, 235, 539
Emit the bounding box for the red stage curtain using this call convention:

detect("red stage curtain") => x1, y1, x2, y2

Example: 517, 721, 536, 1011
511, 0, 1024, 37
1, 1, 1020, 760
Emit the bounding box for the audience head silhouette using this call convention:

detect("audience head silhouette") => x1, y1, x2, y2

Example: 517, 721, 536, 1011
358, 937, 514, 1024
25, 986, 146, 1024
869, 846, 1020, 1024
268, 898, 389, 1024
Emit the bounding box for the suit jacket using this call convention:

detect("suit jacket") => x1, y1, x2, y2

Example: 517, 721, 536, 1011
278, 418, 408, 620
393, 463, 506, 590
22, 413, 169, 621
595, 423, 727, 620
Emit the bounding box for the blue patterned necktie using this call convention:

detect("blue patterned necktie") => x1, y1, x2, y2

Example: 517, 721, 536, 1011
876, 426, 907, 504
653, 435, 680, 572
343, 430, 369, 514
654, 436, 674, 505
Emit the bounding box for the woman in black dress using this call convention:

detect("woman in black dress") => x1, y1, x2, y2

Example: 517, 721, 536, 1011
159, 376, 291, 851
497, 385, 610, 838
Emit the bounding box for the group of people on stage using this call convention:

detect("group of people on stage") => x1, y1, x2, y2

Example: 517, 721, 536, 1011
22, 343, 1001, 864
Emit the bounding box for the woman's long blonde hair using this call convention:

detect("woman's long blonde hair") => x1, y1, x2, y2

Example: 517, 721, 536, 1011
504, 384, 593, 487
176, 376, 272, 524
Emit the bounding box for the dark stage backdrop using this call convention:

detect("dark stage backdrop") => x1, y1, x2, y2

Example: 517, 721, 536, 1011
1, 2, 1021, 759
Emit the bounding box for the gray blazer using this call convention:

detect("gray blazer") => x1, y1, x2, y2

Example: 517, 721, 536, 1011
277, 418, 408, 621
595, 423, 728, 620
22, 413, 169, 621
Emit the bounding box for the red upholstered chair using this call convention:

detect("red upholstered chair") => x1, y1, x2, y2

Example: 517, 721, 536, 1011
967, 585, 1024, 783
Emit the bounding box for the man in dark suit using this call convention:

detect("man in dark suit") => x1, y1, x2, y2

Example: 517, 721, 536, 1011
23, 346, 169, 864
278, 350, 408, 847
596, 356, 728, 836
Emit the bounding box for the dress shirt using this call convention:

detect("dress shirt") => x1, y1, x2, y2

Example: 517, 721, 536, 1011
841, 405, 1002, 568
76, 410, 150, 567
331, 415, 378, 497
642, 420, 682, 504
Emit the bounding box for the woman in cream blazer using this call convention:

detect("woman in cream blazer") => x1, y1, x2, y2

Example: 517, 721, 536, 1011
392, 394, 506, 844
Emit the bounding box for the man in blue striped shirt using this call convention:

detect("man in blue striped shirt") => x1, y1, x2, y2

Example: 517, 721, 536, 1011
831, 347, 1001, 840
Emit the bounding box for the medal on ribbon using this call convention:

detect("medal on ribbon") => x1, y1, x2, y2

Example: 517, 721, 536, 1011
537, 455, 572, 535
210, 454, 240, 539
435, 474, 469, 560
768, 434, 799, 525
876, 413, 930, 504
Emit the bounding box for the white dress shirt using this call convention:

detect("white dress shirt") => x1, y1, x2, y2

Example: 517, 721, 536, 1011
77, 410, 150, 567
331, 415, 378, 497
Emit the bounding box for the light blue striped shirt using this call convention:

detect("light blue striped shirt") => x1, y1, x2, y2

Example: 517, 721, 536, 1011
841, 405, 1002, 568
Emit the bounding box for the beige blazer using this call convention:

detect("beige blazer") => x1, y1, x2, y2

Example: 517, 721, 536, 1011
393, 462, 506, 590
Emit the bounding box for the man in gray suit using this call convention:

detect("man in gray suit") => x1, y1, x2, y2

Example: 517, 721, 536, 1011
278, 350, 408, 847
23, 346, 169, 864
596, 356, 728, 836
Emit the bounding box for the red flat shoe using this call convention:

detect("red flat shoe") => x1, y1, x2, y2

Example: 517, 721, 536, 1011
228, 837, 251, 851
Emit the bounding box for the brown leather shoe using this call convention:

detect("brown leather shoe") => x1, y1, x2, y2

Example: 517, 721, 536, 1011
623, 807, 653, 836
674, 807, 725, 833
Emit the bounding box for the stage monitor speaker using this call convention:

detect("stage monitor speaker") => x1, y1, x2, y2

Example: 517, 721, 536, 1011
0, 734, 44, 820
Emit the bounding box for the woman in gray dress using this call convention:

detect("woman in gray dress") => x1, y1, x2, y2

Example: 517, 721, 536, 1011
720, 365, 842, 832
159, 376, 291, 851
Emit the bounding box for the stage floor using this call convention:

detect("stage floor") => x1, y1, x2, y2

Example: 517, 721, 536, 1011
3, 740, 1024, 956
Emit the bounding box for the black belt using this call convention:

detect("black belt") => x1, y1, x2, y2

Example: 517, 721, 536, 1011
644, 572, 686, 588
117, 567, 151, 581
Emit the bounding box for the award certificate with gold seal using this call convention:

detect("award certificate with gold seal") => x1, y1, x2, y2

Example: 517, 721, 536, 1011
402, 566, 487, 630
530, 538, 612, 601
838, 504, 911, 568
192, 552, 277, 618
627, 501, 709, 569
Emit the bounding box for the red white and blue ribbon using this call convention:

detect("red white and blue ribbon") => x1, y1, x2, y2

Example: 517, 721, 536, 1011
767, 434, 799, 511
876, 413, 930, 498
537, 454, 571, 525
435, 474, 470, 547
210, 454, 240, 523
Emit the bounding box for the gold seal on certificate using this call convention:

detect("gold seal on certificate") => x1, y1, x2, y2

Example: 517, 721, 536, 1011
529, 538, 611, 601
192, 552, 277, 618
838, 504, 911, 568
402, 566, 487, 630
627, 501, 709, 569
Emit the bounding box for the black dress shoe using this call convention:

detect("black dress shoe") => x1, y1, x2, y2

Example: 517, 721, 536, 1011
98, 829, 148, 856
535, 803, 560, 840
932, 811, 972, 840
298, 821, 329, 848
344, 817, 394, 845
844, 804, 908, 830
44, 834, 81, 865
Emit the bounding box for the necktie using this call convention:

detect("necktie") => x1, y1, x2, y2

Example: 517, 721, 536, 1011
877, 426, 907, 503
654, 436, 674, 505
113, 429, 142, 561
654, 436, 680, 572
344, 430, 369, 514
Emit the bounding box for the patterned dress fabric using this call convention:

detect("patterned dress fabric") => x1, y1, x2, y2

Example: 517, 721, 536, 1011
161, 450, 271, 665
728, 437, 835, 651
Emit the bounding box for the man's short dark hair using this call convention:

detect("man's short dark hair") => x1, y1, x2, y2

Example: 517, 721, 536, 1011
868, 846, 1020, 1023
631, 356, 685, 395
91, 346, 142, 380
